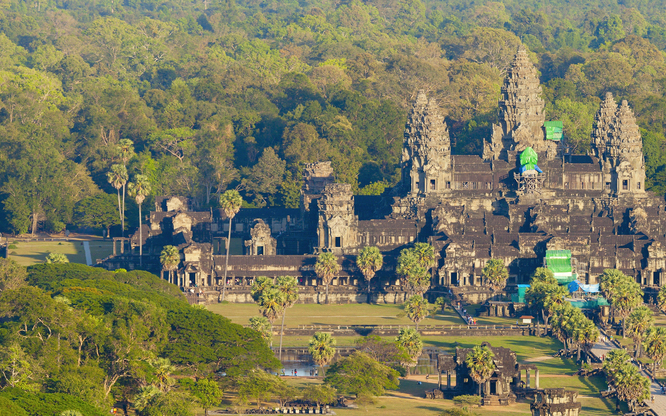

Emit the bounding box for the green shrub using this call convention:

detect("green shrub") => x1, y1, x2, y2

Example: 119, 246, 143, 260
8, 244, 17, 249
453, 394, 481, 408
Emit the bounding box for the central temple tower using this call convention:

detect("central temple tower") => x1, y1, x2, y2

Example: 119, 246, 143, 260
483, 45, 558, 161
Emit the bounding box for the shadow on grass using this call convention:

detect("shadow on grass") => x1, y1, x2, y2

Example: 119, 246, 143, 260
415, 405, 444, 412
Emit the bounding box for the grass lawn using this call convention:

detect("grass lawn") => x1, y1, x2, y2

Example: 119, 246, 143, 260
7, 240, 114, 266
208, 302, 466, 327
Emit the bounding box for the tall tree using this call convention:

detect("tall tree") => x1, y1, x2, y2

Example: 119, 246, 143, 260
464, 345, 495, 396
127, 175, 151, 267
626, 306, 654, 358
315, 252, 341, 304
482, 259, 509, 296
356, 246, 383, 303
644, 327, 666, 375
107, 164, 128, 237
323, 352, 399, 398
275, 276, 299, 361
308, 332, 336, 375
658, 285, 666, 313
258, 287, 285, 342
219, 190, 242, 301
395, 328, 423, 374
404, 295, 430, 330
160, 245, 179, 285
396, 248, 428, 295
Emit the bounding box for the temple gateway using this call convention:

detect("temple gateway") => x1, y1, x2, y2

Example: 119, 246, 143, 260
103, 45, 666, 305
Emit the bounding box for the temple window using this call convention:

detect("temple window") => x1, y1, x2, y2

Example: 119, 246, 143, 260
430, 179, 436, 190
622, 180, 628, 190
335, 237, 341, 247
638, 182, 642, 190
462, 182, 469, 189
446, 181, 451, 189
257, 246, 264, 255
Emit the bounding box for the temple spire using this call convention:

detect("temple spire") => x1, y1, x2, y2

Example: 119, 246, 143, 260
401, 90, 451, 195
590, 92, 617, 159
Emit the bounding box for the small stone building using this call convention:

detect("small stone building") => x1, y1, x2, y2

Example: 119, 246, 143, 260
531, 389, 581, 416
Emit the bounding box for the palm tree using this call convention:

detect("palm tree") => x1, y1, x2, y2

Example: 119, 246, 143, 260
612, 279, 643, 338
219, 190, 242, 301
412, 242, 435, 270
464, 345, 495, 397
396, 248, 428, 295
308, 332, 336, 375
276, 276, 299, 361
249, 316, 273, 344
251, 276, 274, 302
258, 287, 285, 343
395, 328, 423, 375
626, 306, 654, 358
482, 258, 509, 297
160, 245, 180, 285
117, 139, 135, 236
128, 175, 151, 267
107, 164, 128, 237
644, 327, 666, 375
315, 252, 341, 304
356, 246, 383, 303
658, 285, 666, 313
150, 358, 175, 392
404, 295, 430, 330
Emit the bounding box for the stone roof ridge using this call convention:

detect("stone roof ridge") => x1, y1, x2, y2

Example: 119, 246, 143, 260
414, 89, 428, 108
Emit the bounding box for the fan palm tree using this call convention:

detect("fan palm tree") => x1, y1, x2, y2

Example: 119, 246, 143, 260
482, 258, 509, 297
249, 316, 273, 344
219, 190, 242, 301
258, 287, 285, 343
644, 327, 666, 375
128, 175, 151, 267
276, 276, 299, 361
464, 345, 495, 397
356, 246, 383, 303
612, 279, 643, 338
396, 248, 428, 295
626, 306, 654, 358
412, 242, 435, 270
404, 295, 430, 330
315, 252, 341, 304
658, 285, 666, 313
160, 245, 180, 285
308, 332, 336, 375
395, 328, 423, 375
150, 358, 175, 392
107, 164, 128, 237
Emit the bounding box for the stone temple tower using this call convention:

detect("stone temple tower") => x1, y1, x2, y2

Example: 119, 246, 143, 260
317, 183, 358, 254
401, 90, 452, 195
484, 45, 558, 161
591, 93, 645, 196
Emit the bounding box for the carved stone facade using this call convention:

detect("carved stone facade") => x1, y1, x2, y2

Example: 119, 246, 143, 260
484, 45, 557, 161
244, 219, 277, 256
317, 184, 358, 254
531, 389, 581, 416
104, 43, 666, 305
401, 90, 452, 195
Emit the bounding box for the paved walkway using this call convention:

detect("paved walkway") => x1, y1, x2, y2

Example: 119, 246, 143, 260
591, 335, 666, 415
82, 241, 92, 266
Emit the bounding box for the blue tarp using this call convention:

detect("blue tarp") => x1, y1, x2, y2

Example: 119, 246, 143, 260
568, 281, 600, 293
519, 164, 543, 174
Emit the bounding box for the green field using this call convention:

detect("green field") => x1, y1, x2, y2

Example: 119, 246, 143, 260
209, 302, 467, 327
7, 240, 114, 266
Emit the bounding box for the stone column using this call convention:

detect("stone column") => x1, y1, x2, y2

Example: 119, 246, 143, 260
535, 369, 539, 389
447, 372, 452, 388
526, 370, 531, 388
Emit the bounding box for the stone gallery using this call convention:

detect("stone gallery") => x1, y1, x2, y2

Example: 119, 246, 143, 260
103, 45, 666, 304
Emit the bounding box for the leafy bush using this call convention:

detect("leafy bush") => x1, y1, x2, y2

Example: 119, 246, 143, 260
8, 244, 18, 249
453, 395, 480, 408
0, 389, 106, 416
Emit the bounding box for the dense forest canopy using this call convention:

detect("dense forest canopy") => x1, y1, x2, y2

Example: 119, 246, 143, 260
2, 0, 666, 234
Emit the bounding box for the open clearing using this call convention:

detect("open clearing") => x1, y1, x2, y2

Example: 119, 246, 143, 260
7, 240, 114, 266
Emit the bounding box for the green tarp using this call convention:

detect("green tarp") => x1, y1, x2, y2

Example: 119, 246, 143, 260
544, 121, 563, 140
546, 258, 571, 273
570, 298, 609, 309
520, 147, 538, 166
545, 250, 571, 259
545, 249, 576, 284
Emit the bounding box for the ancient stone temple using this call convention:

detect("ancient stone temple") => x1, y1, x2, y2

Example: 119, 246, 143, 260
102, 44, 666, 305
531, 389, 581, 416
